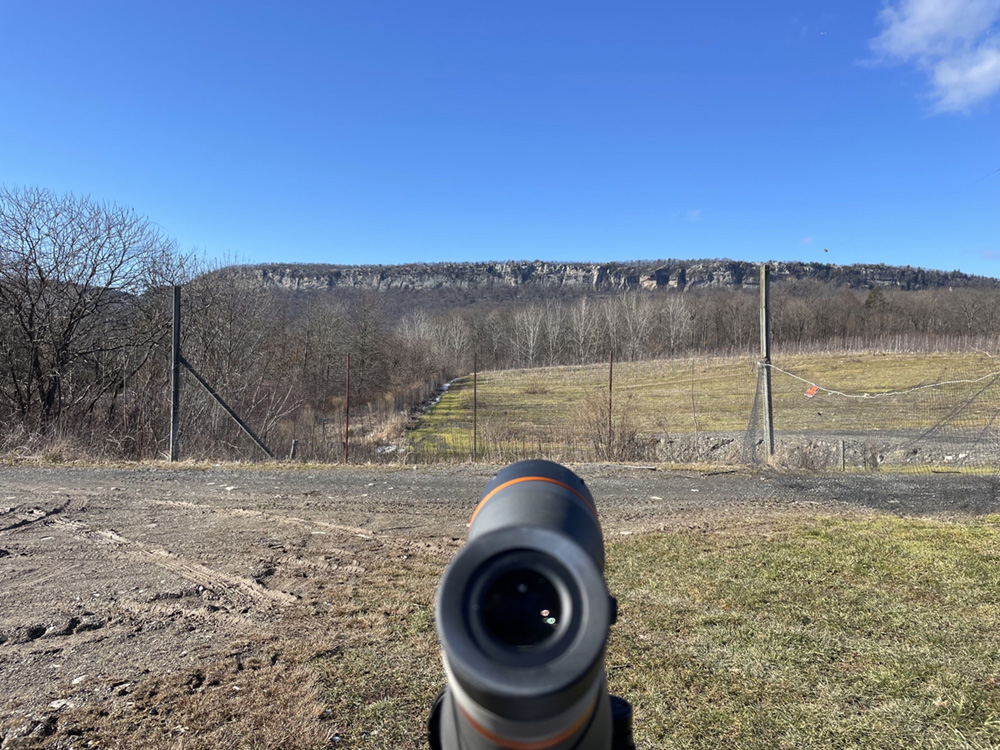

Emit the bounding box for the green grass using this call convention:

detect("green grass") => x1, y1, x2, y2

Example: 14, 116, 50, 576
307, 513, 1000, 749
407, 352, 1000, 461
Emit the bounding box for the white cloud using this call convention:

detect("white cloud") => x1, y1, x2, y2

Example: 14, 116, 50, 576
932, 45, 1000, 110
871, 0, 1000, 112
685, 209, 702, 222
800, 236, 814, 245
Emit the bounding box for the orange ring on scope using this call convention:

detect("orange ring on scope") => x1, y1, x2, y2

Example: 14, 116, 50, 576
458, 694, 598, 750
468, 476, 599, 528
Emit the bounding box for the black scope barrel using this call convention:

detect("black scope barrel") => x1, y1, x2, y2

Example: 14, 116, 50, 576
432, 460, 632, 750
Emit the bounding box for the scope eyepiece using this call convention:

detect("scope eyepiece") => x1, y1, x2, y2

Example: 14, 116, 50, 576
433, 460, 622, 750
480, 563, 561, 648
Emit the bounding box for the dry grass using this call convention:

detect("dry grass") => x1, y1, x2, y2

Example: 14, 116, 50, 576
89, 656, 331, 749
607, 513, 1000, 749
310, 545, 443, 747
407, 352, 1000, 463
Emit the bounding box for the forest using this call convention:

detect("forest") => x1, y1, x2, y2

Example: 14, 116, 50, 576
3, 186, 999, 461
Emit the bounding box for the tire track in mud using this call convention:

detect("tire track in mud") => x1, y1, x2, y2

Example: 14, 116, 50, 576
149, 498, 462, 564
148, 500, 399, 582
0, 493, 89, 534
141, 498, 464, 604
7, 559, 82, 590
49, 518, 298, 609
151, 498, 378, 539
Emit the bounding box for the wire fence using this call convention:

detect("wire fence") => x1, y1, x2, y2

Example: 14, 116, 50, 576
403, 350, 1000, 474
746, 353, 1000, 473
405, 354, 758, 465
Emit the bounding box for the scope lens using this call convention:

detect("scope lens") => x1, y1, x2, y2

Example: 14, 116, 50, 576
480, 569, 562, 648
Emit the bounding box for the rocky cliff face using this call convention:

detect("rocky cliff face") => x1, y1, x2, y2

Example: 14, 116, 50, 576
220, 259, 993, 294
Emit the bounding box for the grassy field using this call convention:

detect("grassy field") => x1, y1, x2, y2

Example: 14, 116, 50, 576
313, 512, 1000, 748
407, 352, 1000, 462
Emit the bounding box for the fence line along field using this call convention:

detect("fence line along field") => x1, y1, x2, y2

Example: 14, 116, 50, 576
0, 464, 998, 749
406, 351, 1000, 470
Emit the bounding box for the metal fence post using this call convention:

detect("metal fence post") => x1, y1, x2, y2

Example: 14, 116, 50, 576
759, 263, 775, 461
169, 285, 181, 462
344, 353, 351, 463
608, 350, 614, 456
473, 352, 478, 461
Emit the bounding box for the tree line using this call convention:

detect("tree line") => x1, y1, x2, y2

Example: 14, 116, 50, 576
3, 185, 999, 460
403, 281, 1000, 373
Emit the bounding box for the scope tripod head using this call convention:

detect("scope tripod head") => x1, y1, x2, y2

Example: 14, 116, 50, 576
429, 460, 634, 750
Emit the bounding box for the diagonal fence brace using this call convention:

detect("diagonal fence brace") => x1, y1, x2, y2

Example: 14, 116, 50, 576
179, 355, 275, 459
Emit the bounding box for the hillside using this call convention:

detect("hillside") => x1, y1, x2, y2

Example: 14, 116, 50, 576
218, 259, 997, 295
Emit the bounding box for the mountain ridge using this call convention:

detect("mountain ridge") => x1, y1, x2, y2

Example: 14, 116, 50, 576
217, 259, 998, 294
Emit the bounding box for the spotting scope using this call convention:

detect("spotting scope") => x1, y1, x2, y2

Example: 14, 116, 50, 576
429, 460, 634, 750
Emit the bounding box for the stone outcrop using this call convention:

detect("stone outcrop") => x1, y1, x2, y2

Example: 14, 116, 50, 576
216, 259, 995, 294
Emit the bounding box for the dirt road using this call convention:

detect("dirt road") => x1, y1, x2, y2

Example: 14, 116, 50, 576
0, 462, 994, 746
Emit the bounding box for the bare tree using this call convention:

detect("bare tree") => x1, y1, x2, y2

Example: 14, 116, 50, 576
660, 293, 693, 355
398, 309, 435, 350
178, 269, 298, 456
483, 309, 508, 368
568, 296, 601, 364
601, 297, 623, 358
512, 305, 545, 367
0, 186, 189, 445
432, 313, 471, 372
618, 291, 655, 360
345, 291, 393, 401
543, 300, 565, 365
953, 290, 995, 335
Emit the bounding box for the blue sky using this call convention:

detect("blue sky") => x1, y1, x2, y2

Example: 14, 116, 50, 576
1, 1, 998, 276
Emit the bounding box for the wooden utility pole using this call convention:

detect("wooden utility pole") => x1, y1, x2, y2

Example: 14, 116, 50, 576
759, 263, 775, 461
344, 353, 351, 463
169, 285, 181, 462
